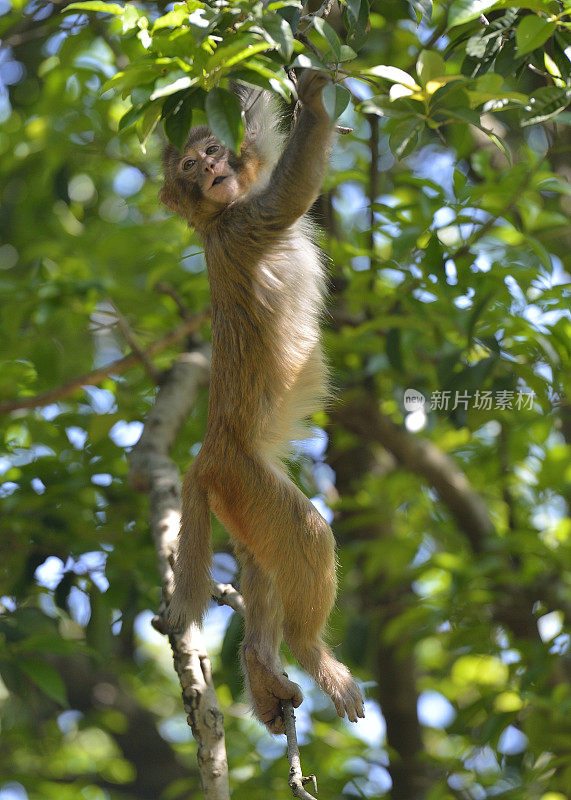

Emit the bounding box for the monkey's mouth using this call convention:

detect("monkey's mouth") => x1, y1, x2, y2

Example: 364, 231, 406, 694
211, 175, 227, 186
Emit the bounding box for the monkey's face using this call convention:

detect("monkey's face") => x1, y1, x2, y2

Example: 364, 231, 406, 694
178, 136, 243, 206
160, 130, 256, 227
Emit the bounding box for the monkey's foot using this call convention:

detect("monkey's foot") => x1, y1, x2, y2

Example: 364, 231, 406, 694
329, 674, 365, 723
321, 659, 365, 723
244, 647, 303, 735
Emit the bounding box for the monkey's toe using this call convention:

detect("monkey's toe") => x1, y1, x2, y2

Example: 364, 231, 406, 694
331, 678, 365, 723
262, 709, 286, 735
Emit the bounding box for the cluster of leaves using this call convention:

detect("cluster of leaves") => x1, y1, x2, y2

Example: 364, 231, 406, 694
360, 1, 571, 157
65, 0, 358, 151
65, 0, 571, 160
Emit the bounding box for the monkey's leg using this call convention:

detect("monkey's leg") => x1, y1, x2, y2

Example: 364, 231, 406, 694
275, 510, 365, 725
209, 452, 364, 723
235, 544, 303, 734
169, 464, 213, 629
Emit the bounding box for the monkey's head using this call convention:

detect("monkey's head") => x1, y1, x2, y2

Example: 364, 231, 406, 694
160, 126, 261, 229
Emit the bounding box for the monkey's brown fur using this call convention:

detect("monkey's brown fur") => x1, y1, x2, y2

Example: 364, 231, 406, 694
160, 71, 364, 733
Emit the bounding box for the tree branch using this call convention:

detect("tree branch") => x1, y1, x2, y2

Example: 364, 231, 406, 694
110, 301, 162, 385
336, 397, 493, 552
300, 0, 338, 23
128, 348, 231, 800
0, 311, 209, 415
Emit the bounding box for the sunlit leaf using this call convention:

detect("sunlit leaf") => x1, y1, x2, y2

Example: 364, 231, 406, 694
260, 13, 295, 60
417, 50, 446, 85
448, 0, 499, 27
152, 7, 189, 31
150, 76, 195, 101
366, 65, 421, 91
65, 1, 123, 13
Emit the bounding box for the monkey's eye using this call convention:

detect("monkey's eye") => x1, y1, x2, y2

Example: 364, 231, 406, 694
182, 158, 195, 171
206, 145, 219, 155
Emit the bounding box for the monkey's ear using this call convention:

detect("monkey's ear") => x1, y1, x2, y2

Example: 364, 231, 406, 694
159, 184, 185, 217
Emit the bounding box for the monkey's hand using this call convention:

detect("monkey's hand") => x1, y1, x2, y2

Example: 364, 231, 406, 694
297, 70, 332, 118
245, 647, 303, 735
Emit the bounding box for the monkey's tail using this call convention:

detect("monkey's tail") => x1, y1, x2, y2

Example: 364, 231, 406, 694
168, 475, 212, 631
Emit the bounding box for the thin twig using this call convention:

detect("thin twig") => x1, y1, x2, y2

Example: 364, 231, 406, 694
283, 700, 318, 800
300, 0, 337, 23
212, 585, 318, 799
155, 282, 195, 321
0, 310, 209, 415
110, 301, 162, 385
295, 31, 322, 59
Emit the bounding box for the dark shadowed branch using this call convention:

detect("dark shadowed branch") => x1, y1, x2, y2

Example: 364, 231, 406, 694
336, 396, 494, 551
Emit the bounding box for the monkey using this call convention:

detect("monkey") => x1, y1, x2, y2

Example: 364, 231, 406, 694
160, 70, 364, 734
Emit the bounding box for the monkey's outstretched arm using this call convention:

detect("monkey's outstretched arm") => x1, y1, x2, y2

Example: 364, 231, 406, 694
255, 72, 334, 227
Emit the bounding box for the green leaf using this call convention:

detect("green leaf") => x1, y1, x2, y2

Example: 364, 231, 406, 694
273, 3, 303, 33
448, 0, 499, 28
150, 76, 195, 102
152, 7, 189, 31
322, 83, 351, 121
345, 0, 362, 18
386, 328, 403, 371
118, 102, 149, 132
359, 96, 411, 118
410, 0, 433, 22
367, 65, 420, 90
207, 35, 265, 70
122, 4, 140, 31
101, 65, 163, 96
339, 45, 358, 61
291, 52, 327, 71
137, 101, 162, 146
205, 89, 245, 153
267, 0, 303, 9
388, 118, 422, 158
515, 15, 556, 55
20, 660, 67, 706
417, 50, 446, 85
65, 1, 123, 13
346, 0, 369, 50
238, 58, 295, 100
164, 94, 194, 152
313, 17, 342, 61
261, 14, 295, 60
